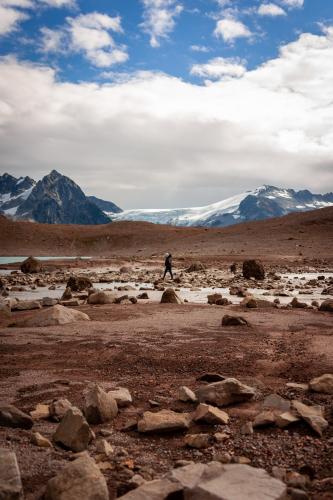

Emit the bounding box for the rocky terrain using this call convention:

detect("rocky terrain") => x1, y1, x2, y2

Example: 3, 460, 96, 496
0, 250, 332, 499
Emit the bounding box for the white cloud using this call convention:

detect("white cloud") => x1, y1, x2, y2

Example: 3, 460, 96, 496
191, 57, 246, 79
40, 12, 128, 68
280, 0, 304, 8
190, 45, 210, 53
39, 0, 76, 6
40, 26, 64, 52
214, 18, 252, 42
0, 5, 29, 35
258, 3, 286, 16
141, 0, 183, 48
0, 27, 333, 207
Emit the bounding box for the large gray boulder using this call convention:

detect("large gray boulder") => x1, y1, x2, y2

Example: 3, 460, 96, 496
45, 454, 109, 500
0, 449, 23, 500
0, 404, 34, 429
10, 304, 90, 327
195, 378, 256, 407
119, 462, 287, 500
83, 384, 118, 424
53, 407, 94, 452
87, 291, 116, 305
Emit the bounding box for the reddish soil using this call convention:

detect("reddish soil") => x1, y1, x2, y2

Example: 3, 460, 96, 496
0, 207, 333, 265
0, 302, 332, 499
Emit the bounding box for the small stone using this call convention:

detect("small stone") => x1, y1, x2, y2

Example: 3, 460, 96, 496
53, 407, 94, 452
49, 399, 72, 421
309, 374, 333, 394
275, 412, 300, 428
286, 471, 309, 489
286, 383, 309, 391
253, 410, 276, 428
292, 400, 328, 436
185, 433, 212, 449
192, 403, 229, 425
107, 387, 132, 407
31, 432, 52, 448
222, 315, 250, 327
177, 386, 197, 403
83, 384, 118, 424
96, 439, 114, 457
214, 452, 232, 464
240, 421, 253, 435
214, 432, 229, 442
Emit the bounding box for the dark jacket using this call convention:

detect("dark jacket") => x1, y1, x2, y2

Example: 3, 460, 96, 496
165, 255, 172, 269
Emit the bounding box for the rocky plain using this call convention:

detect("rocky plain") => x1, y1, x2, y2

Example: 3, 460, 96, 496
0, 208, 333, 500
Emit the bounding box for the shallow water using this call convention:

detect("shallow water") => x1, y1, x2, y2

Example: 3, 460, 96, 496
0, 256, 91, 265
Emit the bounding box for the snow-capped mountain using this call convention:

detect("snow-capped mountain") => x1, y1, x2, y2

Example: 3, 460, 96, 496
110, 185, 333, 227
0, 173, 35, 216
0, 171, 121, 225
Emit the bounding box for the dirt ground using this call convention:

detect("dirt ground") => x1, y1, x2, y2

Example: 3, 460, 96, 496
1, 302, 332, 499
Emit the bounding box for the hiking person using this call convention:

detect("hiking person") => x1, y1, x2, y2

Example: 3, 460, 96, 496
163, 253, 173, 280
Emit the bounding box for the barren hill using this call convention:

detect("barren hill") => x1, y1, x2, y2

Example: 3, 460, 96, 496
0, 207, 332, 263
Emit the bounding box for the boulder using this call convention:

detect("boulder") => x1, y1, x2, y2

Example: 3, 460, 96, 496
290, 298, 308, 309
196, 378, 256, 407
87, 291, 116, 305
0, 449, 23, 500
66, 276, 93, 292
45, 454, 109, 500
83, 384, 118, 424
207, 294, 223, 305
193, 404, 229, 425
61, 287, 72, 301
49, 399, 73, 421
107, 387, 132, 407
160, 288, 183, 304
309, 374, 333, 394
0, 404, 34, 429
119, 462, 287, 500
53, 407, 94, 452
20, 256, 42, 274
138, 410, 191, 433
319, 299, 333, 312
292, 400, 328, 436
186, 262, 205, 273
242, 260, 265, 280
10, 304, 90, 327
12, 300, 42, 311
185, 433, 212, 449
177, 386, 197, 403
222, 315, 250, 327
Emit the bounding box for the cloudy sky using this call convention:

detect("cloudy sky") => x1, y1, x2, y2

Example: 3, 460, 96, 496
0, 0, 332, 208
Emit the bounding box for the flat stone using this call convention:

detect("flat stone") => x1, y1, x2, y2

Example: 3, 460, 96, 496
12, 300, 41, 311
253, 410, 277, 428
0, 404, 34, 429
275, 412, 300, 428
84, 384, 118, 424
118, 478, 181, 499
30, 403, 50, 420
138, 410, 190, 433
263, 394, 290, 412
222, 315, 250, 327
53, 407, 94, 452
45, 454, 109, 500
193, 404, 229, 425
286, 383, 309, 391
107, 387, 132, 407
292, 400, 328, 436
195, 378, 256, 407
0, 448, 23, 500
309, 374, 333, 395
10, 304, 90, 327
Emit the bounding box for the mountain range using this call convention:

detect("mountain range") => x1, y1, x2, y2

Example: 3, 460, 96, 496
111, 185, 333, 227
0, 170, 332, 226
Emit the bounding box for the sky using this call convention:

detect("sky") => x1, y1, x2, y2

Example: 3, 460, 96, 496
0, 0, 333, 209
